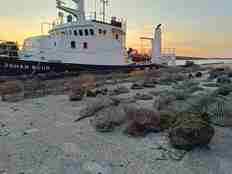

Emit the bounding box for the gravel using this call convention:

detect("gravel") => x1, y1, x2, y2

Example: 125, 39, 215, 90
0, 81, 231, 173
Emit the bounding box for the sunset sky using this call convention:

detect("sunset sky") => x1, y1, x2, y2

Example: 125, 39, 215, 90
0, 0, 231, 58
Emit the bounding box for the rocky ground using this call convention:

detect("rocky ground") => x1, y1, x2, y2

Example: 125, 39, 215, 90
0, 64, 232, 174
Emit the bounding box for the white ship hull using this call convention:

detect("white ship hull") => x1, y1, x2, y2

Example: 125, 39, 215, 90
19, 34, 127, 66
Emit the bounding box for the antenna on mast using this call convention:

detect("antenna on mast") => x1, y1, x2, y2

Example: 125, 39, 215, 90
100, 0, 109, 22
56, 0, 66, 7
94, 0, 97, 20
56, 0, 85, 21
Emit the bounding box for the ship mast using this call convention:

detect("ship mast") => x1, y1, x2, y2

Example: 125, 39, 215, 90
72, 0, 85, 20
100, 0, 109, 22
152, 24, 162, 64
56, 0, 85, 21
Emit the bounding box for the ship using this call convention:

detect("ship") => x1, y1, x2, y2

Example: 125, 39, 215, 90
19, 0, 175, 67
0, 0, 176, 76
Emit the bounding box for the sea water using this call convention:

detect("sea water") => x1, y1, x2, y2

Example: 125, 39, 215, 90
176, 59, 232, 66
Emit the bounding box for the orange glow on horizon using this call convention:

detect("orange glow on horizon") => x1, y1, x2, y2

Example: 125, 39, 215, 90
1, 20, 231, 58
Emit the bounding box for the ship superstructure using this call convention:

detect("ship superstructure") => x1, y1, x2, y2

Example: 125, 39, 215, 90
19, 0, 176, 67
20, 0, 127, 65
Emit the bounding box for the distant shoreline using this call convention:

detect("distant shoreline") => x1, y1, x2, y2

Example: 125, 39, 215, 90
176, 56, 232, 60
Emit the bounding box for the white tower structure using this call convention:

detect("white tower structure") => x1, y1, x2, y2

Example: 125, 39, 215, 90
151, 24, 176, 66
151, 24, 162, 64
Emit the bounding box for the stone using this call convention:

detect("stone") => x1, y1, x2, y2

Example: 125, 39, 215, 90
175, 73, 188, 81
108, 90, 117, 96
1, 92, 24, 102
82, 161, 112, 174
86, 89, 97, 97
188, 73, 194, 79
153, 94, 176, 111
45, 71, 61, 79
111, 96, 136, 104
159, 111, 177, 131
23, 78, 46, 98
171, 90, 191, 101
159, 73, 186, 85
195, 72, 203, 78
90, 105, 126, 132
62, 159, 81, 174
202, 83, 219, 88
0, 76, 9, 83
134, 93, 153, 100
217, 75, 231, 84
131, 83, 144, 90
0, 123, 10, 136
185, 61, 195, 67
105, 80, 117, 85
124, 107, 161, 137
213, 84, 232, 96
0, 80, 23, 95
79, 96, 116, 118
143, 81, 156, 88
69, 88, 85, 101
113, 86, 130, 95
208, 68, 225, 80
169, 116, 215, 150
36, 73, 50, 80
109, 86, 130, 96
95, 81, 104, 88
95, 88, 108, 96
228, 70, 232, 77
0, 80, 25, 102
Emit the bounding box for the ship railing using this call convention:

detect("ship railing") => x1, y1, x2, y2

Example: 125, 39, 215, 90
0, 55, 19, 60
161, 48, 176, 66
46, 12, 126, 32
86, 12, 126, 29
0, 40, 16, 44
162, 48, 176, 55
0, 40, 18, 47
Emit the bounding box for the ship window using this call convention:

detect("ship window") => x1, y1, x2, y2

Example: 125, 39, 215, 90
98, 29, 102, 34
71, 41, 76, 49
74, 30, 77, 36
10, 46, 17, 50
85, 29, 89, 36
115, 34, 119, 40
103, 30, 107, 35
79, 30, 83, 36
54, 42, 56, 47
83, 42, 88, 49
90, 29, 94, 36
